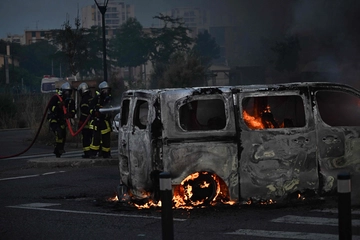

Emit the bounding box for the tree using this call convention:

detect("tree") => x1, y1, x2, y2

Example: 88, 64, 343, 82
80, 26, 104, 78
149, 14, 193, 65
109, 18, 150, 82
19, 41, 58, 77
149, 14, 194, 88
192, 30, 220, 69
53, 17, 88, 78
152, 52, 205, 88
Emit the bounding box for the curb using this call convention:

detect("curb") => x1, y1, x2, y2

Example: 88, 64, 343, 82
28, 157, 118, 168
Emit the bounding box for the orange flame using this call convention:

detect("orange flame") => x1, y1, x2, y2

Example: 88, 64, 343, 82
108, 172, 237, 209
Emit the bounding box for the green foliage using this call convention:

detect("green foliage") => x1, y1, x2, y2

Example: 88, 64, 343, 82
53, 17, 88, 77
18, 41, 58, 77
150, 14, 193, 65
0, 65, 41, 92
192, 30, 220, 69
110, 18, 150, 68
80, 26, 104, 78
271, 35, 301, 72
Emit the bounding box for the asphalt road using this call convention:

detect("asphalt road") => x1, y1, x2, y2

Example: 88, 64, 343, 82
0, 128, 77, 158
1, 129, 360, 239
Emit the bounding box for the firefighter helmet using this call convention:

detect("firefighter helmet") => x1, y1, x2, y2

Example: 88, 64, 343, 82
60, 82, 72, 96
99, 81, 110, 90
77, 82, 89, 95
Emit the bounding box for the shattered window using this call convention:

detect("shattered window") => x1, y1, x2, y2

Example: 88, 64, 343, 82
316, 90, 360, 126
179, 99, 226, 131
133, 100, 148, 129
120, 99, 130, 127
242, 95, 305, 129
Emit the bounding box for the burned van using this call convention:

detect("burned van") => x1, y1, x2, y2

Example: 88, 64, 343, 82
117, 82, 360, 206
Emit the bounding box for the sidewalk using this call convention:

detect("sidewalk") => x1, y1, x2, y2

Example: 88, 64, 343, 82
27, 155, 118, 168
0, 128, 118, 168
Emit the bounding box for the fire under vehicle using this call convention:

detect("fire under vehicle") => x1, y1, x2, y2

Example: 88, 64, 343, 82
117, 82, 360, 206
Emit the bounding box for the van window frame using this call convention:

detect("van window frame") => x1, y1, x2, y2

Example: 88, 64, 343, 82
176, 95, 227, 132
315, 89, 360, 127
240, 92, 307, 131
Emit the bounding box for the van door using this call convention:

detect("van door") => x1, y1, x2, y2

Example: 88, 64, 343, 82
312, 85, 360, 194
118, 97, 131, 189
238, 89, 318, 202
118, 94, 154, 199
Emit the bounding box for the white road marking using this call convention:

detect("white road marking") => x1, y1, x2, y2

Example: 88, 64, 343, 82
312, 208, 360, 215
0, 171, 65, 181
7, 203, 186, 222
17, 203, 61, 208
225, 229, 360, 240
271, 215, 360, 227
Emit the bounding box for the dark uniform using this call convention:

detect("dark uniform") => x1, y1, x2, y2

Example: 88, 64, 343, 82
89, 81, 112, 158
77, 82, 93, 158
48, 82, 75, 158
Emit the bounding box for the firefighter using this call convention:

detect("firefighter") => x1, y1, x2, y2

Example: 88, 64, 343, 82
48, 82, 76, 158
89, 81, 112, 158
77, 82, 93, 158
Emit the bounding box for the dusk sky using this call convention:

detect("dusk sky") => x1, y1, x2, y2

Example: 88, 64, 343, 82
0, 0, 191, 39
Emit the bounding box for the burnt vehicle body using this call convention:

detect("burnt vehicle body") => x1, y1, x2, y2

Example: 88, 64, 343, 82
117, 82, 360, 205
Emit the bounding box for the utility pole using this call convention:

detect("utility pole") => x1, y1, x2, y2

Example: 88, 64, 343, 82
5, 44, 10, 84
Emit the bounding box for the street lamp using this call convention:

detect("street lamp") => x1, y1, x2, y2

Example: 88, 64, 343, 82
94, 0, 109, 82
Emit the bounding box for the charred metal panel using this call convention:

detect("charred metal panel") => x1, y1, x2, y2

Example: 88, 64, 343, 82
237, 88, 319, 202
239, 130, 318, 201
311, 84, 360, 197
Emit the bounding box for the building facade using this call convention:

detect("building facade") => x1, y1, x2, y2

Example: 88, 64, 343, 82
81, 0, 135, 35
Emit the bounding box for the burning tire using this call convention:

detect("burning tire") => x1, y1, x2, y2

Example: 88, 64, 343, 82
175, 172, 219, 206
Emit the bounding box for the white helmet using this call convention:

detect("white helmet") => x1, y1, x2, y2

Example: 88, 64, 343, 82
59, 82, 72, 96
77, 82, 89, 95
99, 81, 110, 91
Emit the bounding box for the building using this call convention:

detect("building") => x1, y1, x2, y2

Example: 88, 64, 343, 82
24, 30, 57, 45
81, 0, 135, 37
2, 34, 25, 45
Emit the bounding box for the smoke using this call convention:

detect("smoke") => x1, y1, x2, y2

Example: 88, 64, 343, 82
290, 0, 360, 86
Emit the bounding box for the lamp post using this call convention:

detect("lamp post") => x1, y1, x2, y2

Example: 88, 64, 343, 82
94, 0, 109, 82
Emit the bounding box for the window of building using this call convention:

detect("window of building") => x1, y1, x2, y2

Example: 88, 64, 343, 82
133, 100, 148, 129
120, 99, 130, 127
316, 90, 360, 126
179, 99, 226, 131
32, 31, 36, 37
242, 95, 306, 129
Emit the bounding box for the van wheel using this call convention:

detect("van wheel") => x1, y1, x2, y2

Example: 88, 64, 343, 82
182, 172, 218, 205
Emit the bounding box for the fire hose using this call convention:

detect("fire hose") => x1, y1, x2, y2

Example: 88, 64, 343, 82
0, 94, 90, 159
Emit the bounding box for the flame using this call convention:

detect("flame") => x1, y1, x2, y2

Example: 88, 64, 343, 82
243, 111, 264, 129
243, 106, 283, 129
108, 172, 236, 209
108, 194, 118, 202
297, 193, 305, 200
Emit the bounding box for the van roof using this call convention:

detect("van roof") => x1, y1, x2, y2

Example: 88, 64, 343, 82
122, 82, 358, 97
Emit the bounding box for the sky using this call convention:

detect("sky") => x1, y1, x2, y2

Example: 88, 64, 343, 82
0, 0, 187, 39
